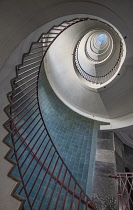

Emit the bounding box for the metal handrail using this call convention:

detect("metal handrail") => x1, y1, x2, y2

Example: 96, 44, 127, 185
117, 172, 133, 210
74, 39, 123, 84
4, 18, 98, 209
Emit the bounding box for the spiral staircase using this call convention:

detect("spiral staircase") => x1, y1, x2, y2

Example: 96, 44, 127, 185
3, 19, 100, 210
1, 1, 133, 209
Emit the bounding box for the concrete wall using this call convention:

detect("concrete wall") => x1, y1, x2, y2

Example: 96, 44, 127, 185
114, 134, 133, 172
114, 134, 125, 172
92, 131, 118, 210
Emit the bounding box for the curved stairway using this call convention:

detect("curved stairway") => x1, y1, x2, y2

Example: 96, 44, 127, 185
4, 18, 98, 210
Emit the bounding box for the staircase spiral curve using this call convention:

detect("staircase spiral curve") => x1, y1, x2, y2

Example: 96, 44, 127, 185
4, 18, 98, 210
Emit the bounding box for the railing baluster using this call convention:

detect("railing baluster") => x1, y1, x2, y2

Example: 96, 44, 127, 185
117, 172, 133, 210
12, 94, 37, 116
28, 49, 46, 56
46, 162, 63, 210
15, 70, 39, 84
23, 54, 43, 63
12, 86, 37, 108
13, 120, 43, 158
12, 80, 37, 99
6, 18, 98, 210
18, 60, 41, 70
62, 174, 71, 210
19, 133, 48, 182
86, 198, 89, 210
11, 107, 39, 137
77, 190, 82, 210
38, 157, 60, 210
11, 102, 38, 129
11, 96, 37, 121
75, 39, 123, 85
18, 138, 50, 194
54, 168, 68, 209
70, 182, 77, 209
27, 144, 53, 197
18, 65, 40, 76
31, 150, 56, 208
10, 114, 41, 157
14, 75, 38, 90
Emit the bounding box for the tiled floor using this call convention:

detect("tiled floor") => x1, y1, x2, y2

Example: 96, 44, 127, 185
38, 65, 99, 193
5, 64, 101, 209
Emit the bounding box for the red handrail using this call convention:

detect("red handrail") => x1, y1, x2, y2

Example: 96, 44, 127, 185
5, 18, 98, 210
116, 172, 133, 210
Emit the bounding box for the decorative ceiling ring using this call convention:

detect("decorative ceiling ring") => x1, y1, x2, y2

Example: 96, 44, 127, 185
90, 37, 110, 55
92, 33, 109, 50
86, 30, 113, 63
92, 34, 109, 53
74, 18, 126, 90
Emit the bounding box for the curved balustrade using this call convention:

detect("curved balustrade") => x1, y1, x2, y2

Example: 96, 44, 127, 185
74, 40, 123, 85
4, 18, 97, 209
116, 172, 133, 209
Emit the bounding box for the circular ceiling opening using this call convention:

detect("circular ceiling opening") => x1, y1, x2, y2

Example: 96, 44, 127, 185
74, 18, 126, 90
85, 29, 113, 64
97, 34, 107, 45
